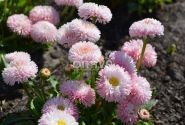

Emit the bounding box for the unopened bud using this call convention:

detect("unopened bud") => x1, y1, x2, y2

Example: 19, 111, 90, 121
40, 68, 51, 78
64, 64, 74, 73
138, 109, 150, 120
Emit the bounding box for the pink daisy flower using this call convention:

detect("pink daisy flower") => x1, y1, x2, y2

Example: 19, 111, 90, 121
122, 39, 157, 67
68, 41, 102, 68
116, 100, 139, 125
122, 39, 142, 62
96, 64, 132, 102
5, 51, 31, 63
129, 18, 164, 38
129, 76, 152, 105
7, 14, 32, 36
57, 19, 100, 47
2, 60, 38, 86
143, 44, 157, 67
31, 21, 57, 43
54, 0, 83, 8
57, 23, 79, 48
38, 109, 78, 125
29, 5, 60, 25
109, 51, 137, 76
42, 97, 78, 119
60, 80, 95, 107
78, 3, 112, 24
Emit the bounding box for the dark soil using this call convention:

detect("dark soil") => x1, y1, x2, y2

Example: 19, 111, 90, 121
1, 0, 185, 125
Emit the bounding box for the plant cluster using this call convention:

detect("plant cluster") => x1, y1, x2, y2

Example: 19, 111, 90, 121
1, 0, 164, 125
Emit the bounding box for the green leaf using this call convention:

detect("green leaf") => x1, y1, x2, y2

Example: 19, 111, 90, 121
69, 69, 81, 80
47, 75, 59, 95
142, 99, 158, 110
167, 43, 176, 56
28, 97, 44, 119
137, 120, 154, 125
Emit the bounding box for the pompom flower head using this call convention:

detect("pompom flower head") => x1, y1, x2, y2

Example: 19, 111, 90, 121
129, 18, 164, 38
7, 14, 32, 36
31, 21, 57, 43
5, 51, 31, 63
116, 100, 138, 125
57, 19, 100, 47
78, 2, 112, 24
54, 0, 83, 8
122, 39, 157, 67
42, 97, 79, 119
109, 51, 136, 76
60, 80, 95, 107
129, 76, 152, 105
29, 5, 60, 25
96, 64, 131, 102
68, 41, 102, 68
142, 44, 157, 67
2, 52, 38, 86
38, 109, 78, 125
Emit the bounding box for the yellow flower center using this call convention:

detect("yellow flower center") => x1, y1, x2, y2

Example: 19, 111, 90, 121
109, 77, 119, 86
57, 105, 65, 111
57, 119, 66, 125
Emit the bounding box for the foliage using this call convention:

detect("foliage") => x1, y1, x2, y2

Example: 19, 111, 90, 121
127, 0, 173, 14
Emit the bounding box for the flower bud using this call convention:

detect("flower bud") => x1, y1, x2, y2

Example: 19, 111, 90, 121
64, 64, 74, 73
138, 109, 150, 120
40, 68, 51, 78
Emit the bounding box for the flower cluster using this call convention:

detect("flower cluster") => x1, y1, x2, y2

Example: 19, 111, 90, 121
4, 0, 165, 124
2, 52, 38, 86
96, 53, 152, 124
7, 2, 112, 47
7, 5, 59, 43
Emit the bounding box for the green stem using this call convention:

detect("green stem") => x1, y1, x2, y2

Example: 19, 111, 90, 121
136, 38, 147, 70
1, 54, 7, 67
3, 0, 8, 16
33, 86, 44, 102
90, 66, 96, 87
40, 78, 46, 101
22, 84, 32, 99
79, 68, 84, 80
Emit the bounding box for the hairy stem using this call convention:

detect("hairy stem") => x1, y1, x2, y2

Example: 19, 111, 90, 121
136, 38, 147, 70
